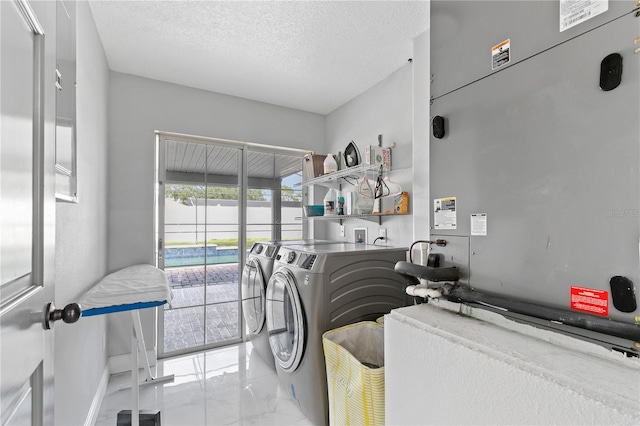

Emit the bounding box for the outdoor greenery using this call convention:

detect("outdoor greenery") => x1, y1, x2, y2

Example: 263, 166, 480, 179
165, 184, 301, 205
281, 187, 301, 202
165, 185, 260, 204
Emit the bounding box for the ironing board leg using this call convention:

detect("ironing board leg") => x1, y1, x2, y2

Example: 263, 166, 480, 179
119, 309, 175, 426
131, 325, 139, 426
132, 311, 153, 381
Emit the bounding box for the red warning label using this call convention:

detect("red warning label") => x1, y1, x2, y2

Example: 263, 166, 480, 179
570, 286, 608, 316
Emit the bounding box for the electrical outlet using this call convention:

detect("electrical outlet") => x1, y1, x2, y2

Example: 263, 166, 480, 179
340, 225, 345, 237
379, 228, 387, 239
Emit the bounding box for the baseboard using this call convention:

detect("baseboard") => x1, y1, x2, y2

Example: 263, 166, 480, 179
85, 363, 110, 426
108, 349, 157, 375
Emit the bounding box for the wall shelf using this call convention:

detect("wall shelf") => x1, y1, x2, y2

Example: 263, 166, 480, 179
299, 164, 394, 225
297, 213, 398, 224
296, 164, 382, 188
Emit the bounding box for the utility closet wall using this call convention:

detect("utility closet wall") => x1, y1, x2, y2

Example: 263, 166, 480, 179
107, 74, 326, 357
323, 64, 414, 248
428, 0, 639, 324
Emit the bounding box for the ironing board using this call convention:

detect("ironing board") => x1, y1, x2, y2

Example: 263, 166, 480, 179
80, 264, 175, 426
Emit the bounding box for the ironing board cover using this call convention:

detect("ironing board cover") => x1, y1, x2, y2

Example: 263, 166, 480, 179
79, 264, 173, 316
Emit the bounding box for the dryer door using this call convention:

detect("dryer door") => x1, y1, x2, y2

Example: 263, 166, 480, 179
266, 269, 305, 372
241, 257, 267, 334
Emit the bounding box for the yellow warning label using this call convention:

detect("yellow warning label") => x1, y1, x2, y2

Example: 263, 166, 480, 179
492, 39, 510, 51
491, 39, 510, 70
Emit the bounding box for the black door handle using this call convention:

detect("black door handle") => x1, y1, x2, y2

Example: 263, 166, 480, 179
44, 302, 81, 329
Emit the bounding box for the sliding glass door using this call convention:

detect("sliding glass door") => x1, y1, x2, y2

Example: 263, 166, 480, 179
156, 133, 306, 357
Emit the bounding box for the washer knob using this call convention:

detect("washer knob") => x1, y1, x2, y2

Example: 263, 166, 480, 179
287, 251, 296, 263
255, 244, 263, 254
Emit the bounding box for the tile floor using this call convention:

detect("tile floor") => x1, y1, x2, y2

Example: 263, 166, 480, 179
96, 342, 312, 426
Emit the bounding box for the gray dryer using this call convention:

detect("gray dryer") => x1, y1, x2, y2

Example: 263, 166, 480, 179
265, 243, 408, 425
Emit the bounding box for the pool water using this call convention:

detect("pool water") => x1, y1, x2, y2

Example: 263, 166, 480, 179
165, 255, 239, 267
164, 246, 239, 268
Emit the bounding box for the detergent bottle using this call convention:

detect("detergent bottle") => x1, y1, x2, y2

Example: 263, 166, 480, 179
355, 177, 375, 214
323, 154, 337, 174
324, 189, 336, 216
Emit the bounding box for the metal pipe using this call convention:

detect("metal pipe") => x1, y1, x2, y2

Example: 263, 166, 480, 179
442, 285, 640, 342
395, 261, 459, 283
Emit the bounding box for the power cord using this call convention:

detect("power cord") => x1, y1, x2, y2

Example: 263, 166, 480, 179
373, 236, 385, 245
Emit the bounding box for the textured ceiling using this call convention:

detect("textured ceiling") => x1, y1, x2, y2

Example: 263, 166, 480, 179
88, 0, 429, 115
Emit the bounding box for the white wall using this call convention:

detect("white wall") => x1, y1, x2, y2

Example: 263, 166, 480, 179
108, 73, 326, 356
54, 2, 110, 424
323, 64, 414, 247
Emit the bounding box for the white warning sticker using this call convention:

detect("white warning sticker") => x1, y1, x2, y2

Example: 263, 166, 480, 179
434, 197, 457, 230
560, 0, 608, 32
491, 39, 510, 71
471, 213, 487, 236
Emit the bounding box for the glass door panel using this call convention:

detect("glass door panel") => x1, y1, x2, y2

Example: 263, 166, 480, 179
280, 166, 303, 242
162, 140, 242, 354
203, 147, 242, 346
245, 151, 303, 247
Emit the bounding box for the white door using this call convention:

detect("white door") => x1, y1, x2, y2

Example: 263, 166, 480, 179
1, 1, 58, 424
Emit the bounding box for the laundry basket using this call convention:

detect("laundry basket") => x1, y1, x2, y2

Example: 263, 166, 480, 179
322, 321, 385, 426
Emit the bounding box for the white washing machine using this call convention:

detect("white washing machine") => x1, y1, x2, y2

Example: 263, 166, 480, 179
265, 243, 409, 425
241, 242, 280, 368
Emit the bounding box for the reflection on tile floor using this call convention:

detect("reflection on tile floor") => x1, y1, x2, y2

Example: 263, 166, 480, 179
96, 342, 312, 426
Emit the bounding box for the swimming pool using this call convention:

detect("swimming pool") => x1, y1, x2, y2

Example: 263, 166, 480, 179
164, 246, 239, 268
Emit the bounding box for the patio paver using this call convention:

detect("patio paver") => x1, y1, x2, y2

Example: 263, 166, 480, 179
163, 264, 241, 353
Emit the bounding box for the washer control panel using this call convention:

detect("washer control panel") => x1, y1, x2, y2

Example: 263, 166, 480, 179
299, 254, 317, 270
275, 248, 318, 271
251, 243, 279, 259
